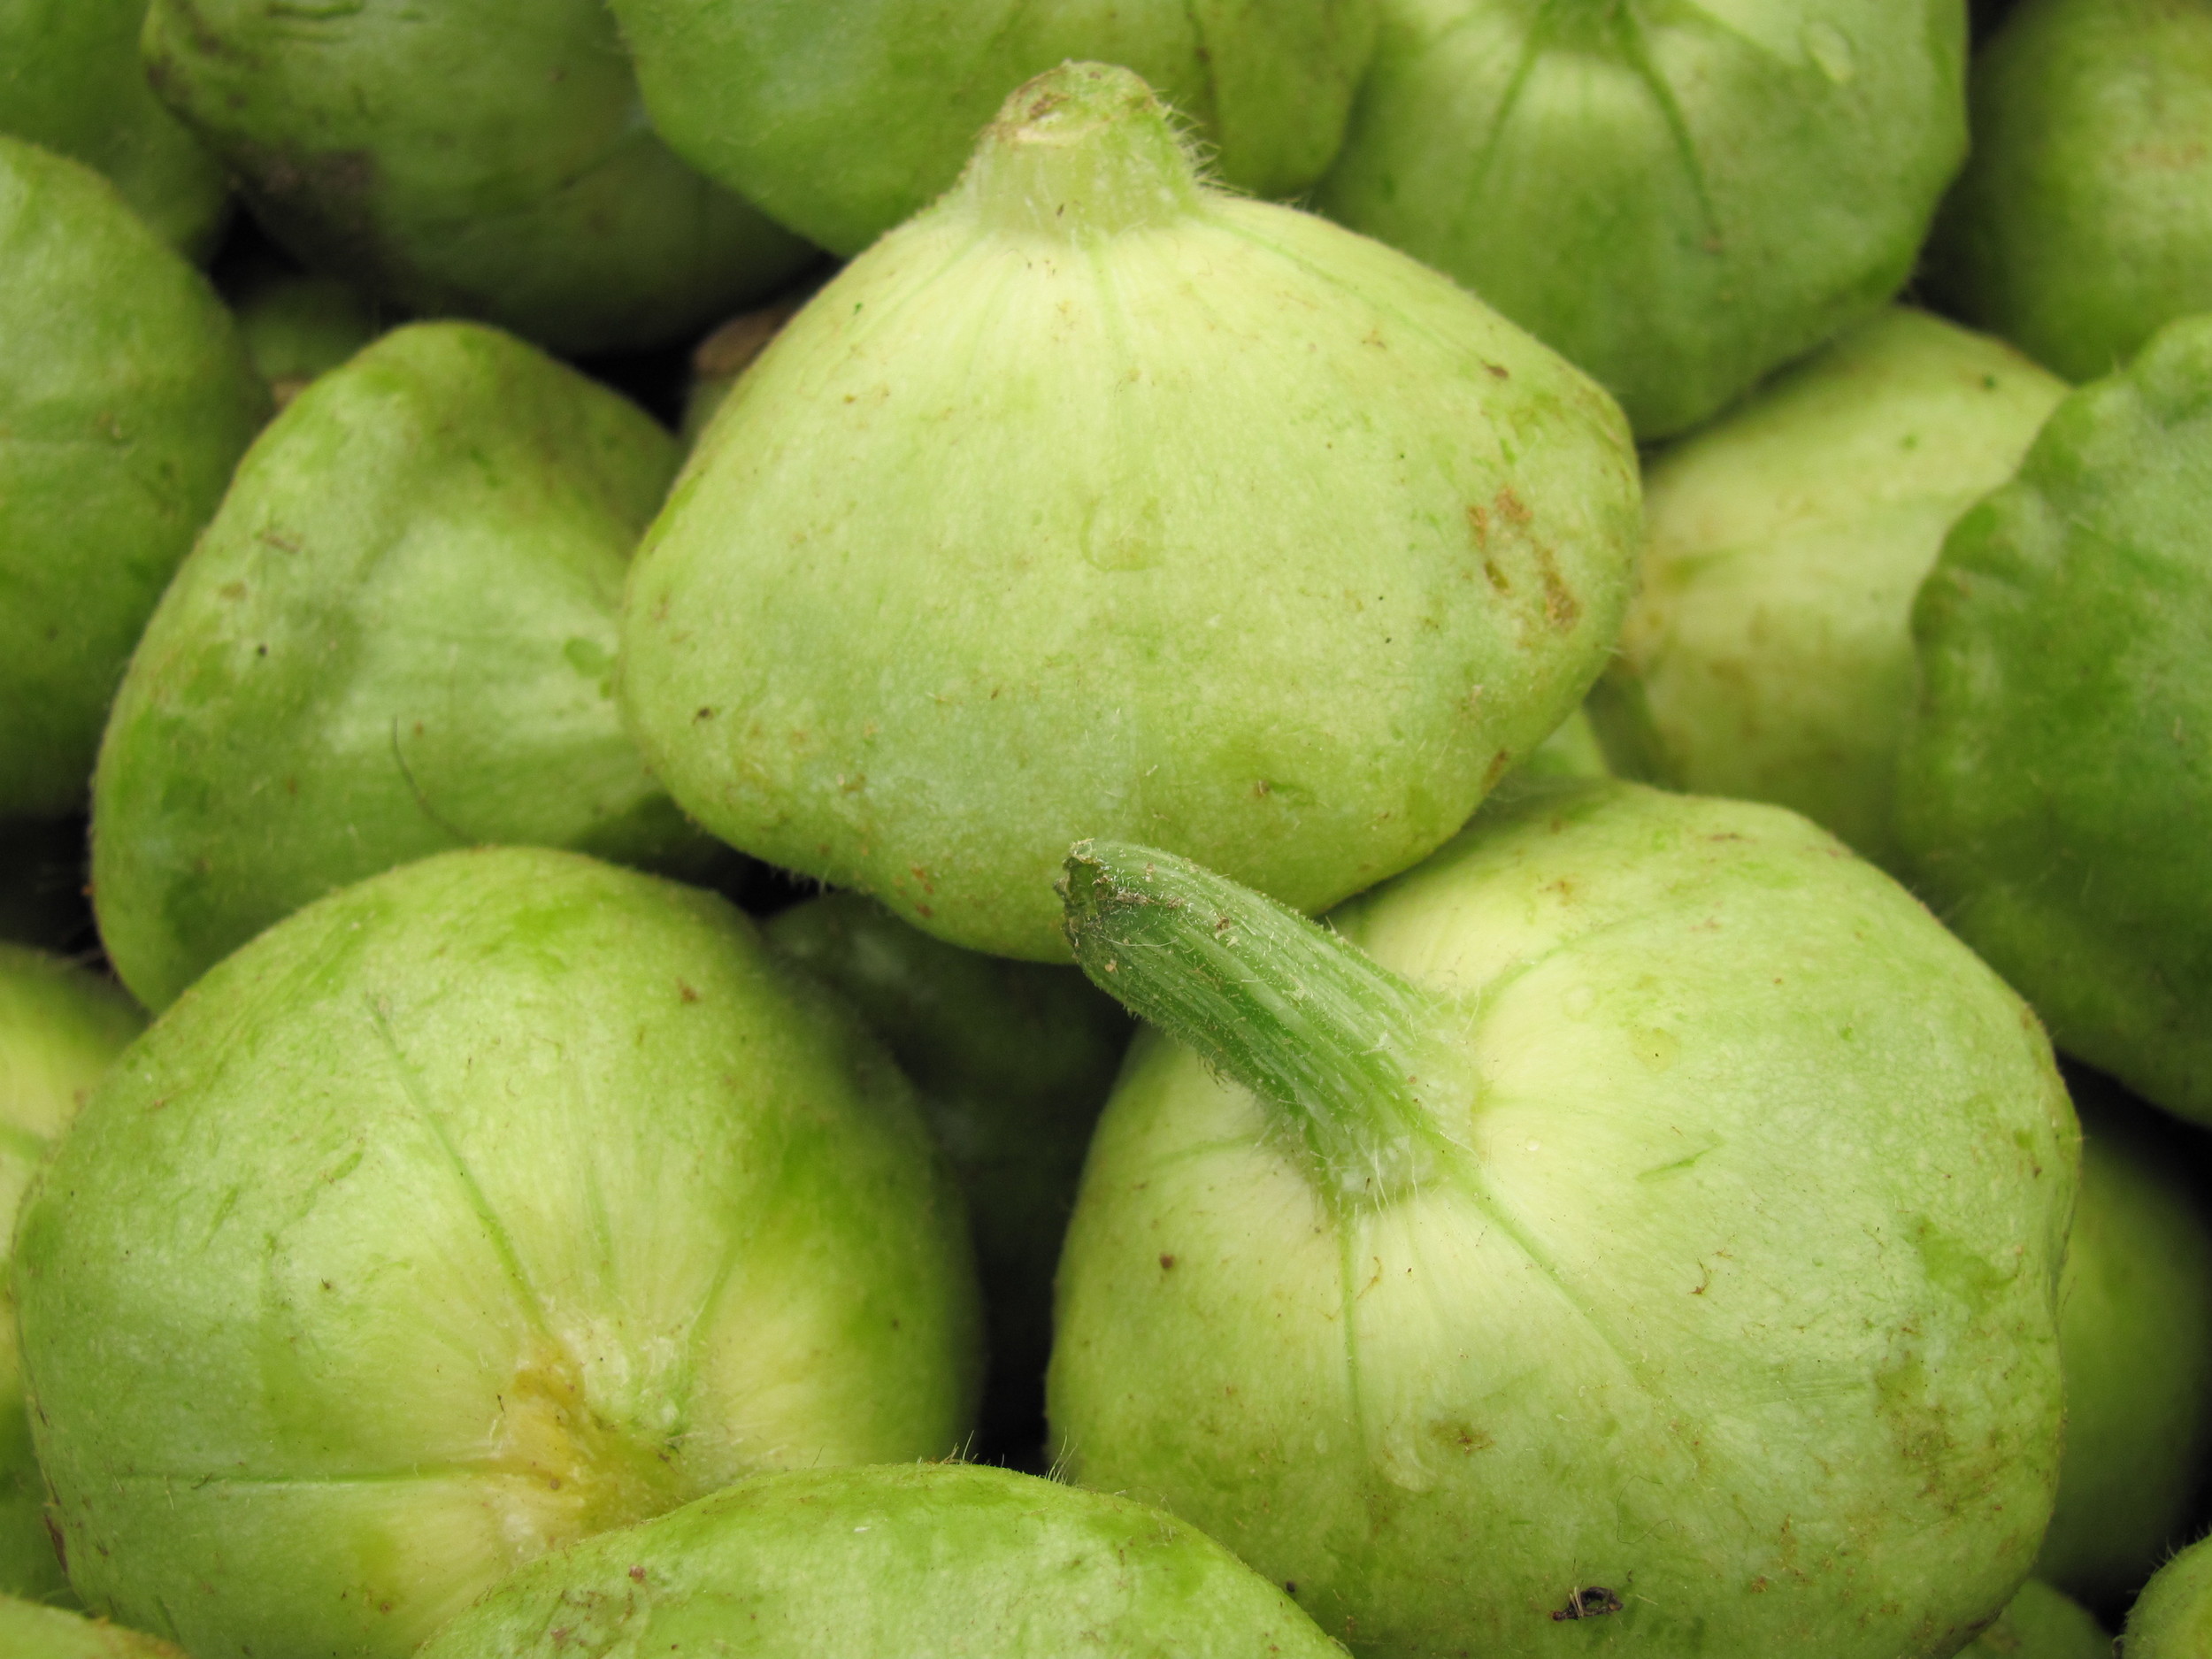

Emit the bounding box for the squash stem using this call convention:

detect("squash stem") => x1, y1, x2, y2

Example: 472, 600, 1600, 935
1058, 841, 1467, 1207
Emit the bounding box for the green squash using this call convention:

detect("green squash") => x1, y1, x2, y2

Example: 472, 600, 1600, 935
0, 949, 142, 1601
622, 63, 1640, 962
1960, 1581, 2108, 1658
92, 322, 705, 1012
679, 297, 807, 449
1592, 307, 2064, 869
139, 0, 815, 355
0, 1597, 184, 1659
230, 269, 379, 408
1050, 784, 2074, 1657
1896, 312, 2212, 1122
0, 137, 269, 820
1317, 0, 1970, 438
1928, 0, 2212, 382
415, 1463, 1348, 1657
0, 0, 225, 257
2033, 1080, 2212, 1601
765, 893, 1129, 1453
2122, 1533, 2212, 1657
611, 0, 1378, 258
17, 848, 980, 1659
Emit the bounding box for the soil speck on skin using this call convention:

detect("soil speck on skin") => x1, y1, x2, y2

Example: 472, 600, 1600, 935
1552, 1586, 1623, 1621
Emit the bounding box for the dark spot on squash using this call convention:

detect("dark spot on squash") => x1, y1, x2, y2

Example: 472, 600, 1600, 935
1553, 1586, 1623, 1621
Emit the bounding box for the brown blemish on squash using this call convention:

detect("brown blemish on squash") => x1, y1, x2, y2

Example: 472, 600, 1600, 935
1536, 544, 1580, 631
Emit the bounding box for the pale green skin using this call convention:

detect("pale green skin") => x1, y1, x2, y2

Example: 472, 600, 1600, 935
0, 0, 224, 256
92, 322, 703, 1013
1929, 0, 2212, 383
623, 65, 1641, 963
16, 848, 981, 1659
1317, 0, 1969, 439
0, 949, 142, 1602
1960, 1581, 2108, 1658
1052, 781, 2076, 1657
0, 137, 270, 820
1897, 314, 2212, 1123
611, 0, 1379, 257
765, 894, 1130, 1450
140, 0, 816, 355
1591, 308, 2064, 871
0, 1597, 184, 1659
417, 1463, 1348, 1658
2125, 1534, 2212, 1657
2034, 1091, 2212, 1602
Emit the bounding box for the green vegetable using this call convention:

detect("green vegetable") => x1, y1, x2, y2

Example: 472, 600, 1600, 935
229, 269, 378, 407
1592, 307, 2064, 869
2121, 1532, 2212, 1657
1896, 313, 2212, 1122
610, 0, 1379, 257
1928, 0, 2212, 381
0, 136, 269, 820
18, 848, 980, 1659
92, 322, 707, 1012
623, 63, 1640, 962
0, 0, 225, 257
415, 1463, 1348, 1657
0, 949, 142, 1601
679, 297, 805, 449
1960, 1580, 2108, 1657
2033, 1079, 2212, 1601
0, 1596, 183, 1659
139, 0, 816, 355
764, 894, 1129, 1452
1050, 785, 2074, 1657
1317, 0, 1970, 438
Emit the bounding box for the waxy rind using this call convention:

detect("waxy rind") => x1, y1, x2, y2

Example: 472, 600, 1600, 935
1319, 0, 1969, 438
18, 848, 981, 1659
0, 137, 268, 819
1897, 312, 2212, 1122
415, 1463, 1349, 1658
93, 322, 701, 1011
623, 64, 1640, 962
1054, 782, 2074, 1657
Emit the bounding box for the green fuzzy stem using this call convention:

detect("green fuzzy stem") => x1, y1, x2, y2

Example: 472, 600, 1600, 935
960, 63, 1204, 242
1059, 841, 1470, 1208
